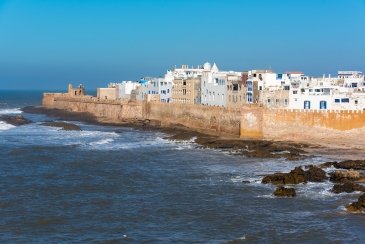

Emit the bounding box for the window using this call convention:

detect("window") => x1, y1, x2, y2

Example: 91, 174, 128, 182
355, 100, 358, 105
284, 86, 290, 90
320, 101, 327, 109
284, 99, 288, 106
293, 90, 298, 94
247, 93, 253, 102
304, 100, 311, 109
341, 98, 349, 103
259, 86, 262, 91
233, 84, 238, 91
335, 99, 340, 103
183, 81, 186, 86
276, 99, 279, 105
267, 98, 271, 105
315, 89, 321, 92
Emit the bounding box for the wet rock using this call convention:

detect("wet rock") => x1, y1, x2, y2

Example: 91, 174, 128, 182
262, 166, 327, 185
332, 182, 365, 194
329, 170, 361, 183
41, 121, 81, 131
0, 115, 32, 126
305, 165, 327, 182
194, 138, 308, 160
335, 160, 365, 170
273, 186, 296, 197
346, 193, 365, 213
318, 161, 337, 169
242, 180, 251, 184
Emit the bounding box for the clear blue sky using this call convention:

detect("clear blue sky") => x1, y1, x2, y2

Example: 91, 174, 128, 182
0, 0, 364, 90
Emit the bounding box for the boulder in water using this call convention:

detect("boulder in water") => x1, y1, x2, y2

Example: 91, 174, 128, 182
329, 170, 362, 183
335, 160, 365, 170
346, 193, 365, 213
41, 121, 81, 131
0, 115, 32, 126
332, 182, 365, 194
273, 186, 296, 197
262, 166, 327, 185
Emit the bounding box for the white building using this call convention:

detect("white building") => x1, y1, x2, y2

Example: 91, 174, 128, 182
200, 63, 233, 106
109, 81, 140, 100
288, 71, 365, 110
139, 76, 172, 103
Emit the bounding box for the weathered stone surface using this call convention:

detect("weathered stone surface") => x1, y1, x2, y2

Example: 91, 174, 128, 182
41, 121, 81, 131
335, 160, 365, 170
262, 166, 327, 185
195, 138, 308, 160
305, 165, 327, 182
329, 170, 361, 183
273, 186, 296, 197
346, 193, 365, 213
318, 161, 337, 169
332, 182, 365, 194
0, 115, 32, 126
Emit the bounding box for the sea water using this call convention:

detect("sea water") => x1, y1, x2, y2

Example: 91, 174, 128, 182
0, 90, 364, 243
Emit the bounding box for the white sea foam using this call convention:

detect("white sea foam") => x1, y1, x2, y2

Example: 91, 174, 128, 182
0, 121, 15, 131
230, 175, 261, 184
0, 108, 22, 115
89, 138, 114, 146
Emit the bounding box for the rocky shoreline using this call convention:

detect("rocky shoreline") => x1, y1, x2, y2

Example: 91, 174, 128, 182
21, 106, 315, 160
262, 161, 365, 212
20, 106, 365, 213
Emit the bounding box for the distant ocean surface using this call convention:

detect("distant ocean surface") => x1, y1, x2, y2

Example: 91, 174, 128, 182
0, 90, 364, 242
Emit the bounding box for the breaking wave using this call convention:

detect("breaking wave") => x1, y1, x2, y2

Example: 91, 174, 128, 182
0, 121, 15, 131
0, 108, 22, 115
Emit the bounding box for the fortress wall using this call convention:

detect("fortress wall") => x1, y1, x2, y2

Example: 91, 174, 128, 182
42, 93, 365, 144
146, 102, 241, 136
240, 107, 365, 142
43, 94, 143, 121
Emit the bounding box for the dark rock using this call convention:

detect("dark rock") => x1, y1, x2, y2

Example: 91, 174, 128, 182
329, 170, 361, 183
335, 160, 365, 170
0, 115, 32, 126
318, 161, 337, 169
305, 165, 327, 182
346, 193, 365, 213
242, 180, 251, 184
194, 138, 308, 160
41, 121, 81, 131
273, 186, 296, 197
332, 182, 365, 194
262, 166, 327, 185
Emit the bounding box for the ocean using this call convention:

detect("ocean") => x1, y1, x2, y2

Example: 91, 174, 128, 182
0, 90, 364, 243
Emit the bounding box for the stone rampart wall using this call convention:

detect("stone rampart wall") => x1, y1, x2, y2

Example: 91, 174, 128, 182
240, 107, 365, 143
43, 94, 143, 121
43, 93, 365, 143
146, 102, 241, 136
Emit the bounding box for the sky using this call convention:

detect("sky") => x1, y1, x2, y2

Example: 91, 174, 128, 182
0, 0, 364, 90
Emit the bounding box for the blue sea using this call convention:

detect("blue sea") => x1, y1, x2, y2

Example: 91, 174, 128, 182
0, 90, 364, 243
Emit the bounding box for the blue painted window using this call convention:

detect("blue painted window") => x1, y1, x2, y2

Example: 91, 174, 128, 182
335, 99, 340, 103
320, 101, 327, 109
341, 98, 349, 103
304, 100, 311, 109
